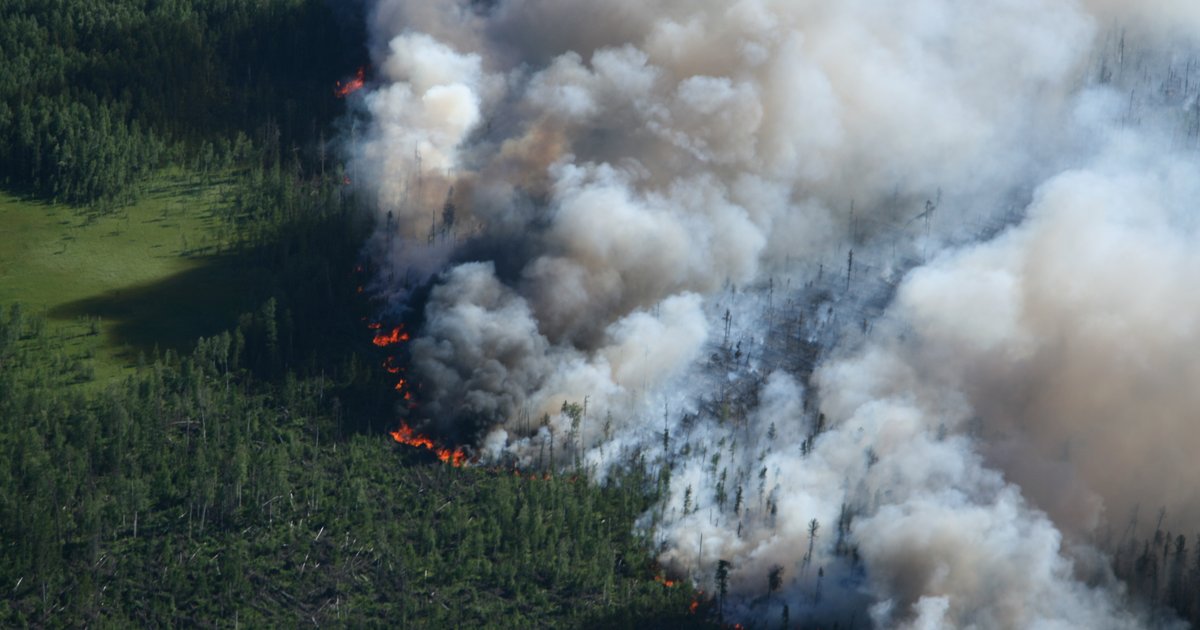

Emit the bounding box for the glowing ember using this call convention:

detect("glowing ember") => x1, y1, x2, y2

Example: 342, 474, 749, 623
372, 326, 409, 347
390, 423, 467, 466
383, 357, 402, 374
654, 574, 678, 588
334, 67, 365, 98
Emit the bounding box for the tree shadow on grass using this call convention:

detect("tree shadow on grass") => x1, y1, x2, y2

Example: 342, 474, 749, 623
49, 254, 266, 362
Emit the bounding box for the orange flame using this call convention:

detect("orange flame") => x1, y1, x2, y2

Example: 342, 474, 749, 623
390, 422, 466, 466
372, 326, 409, 347
335, 67, 365, 98
366, 315, 464, 466
654, 574, 678, 588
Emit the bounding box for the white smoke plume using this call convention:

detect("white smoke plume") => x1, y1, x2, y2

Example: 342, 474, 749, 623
343, 0, 1200, 626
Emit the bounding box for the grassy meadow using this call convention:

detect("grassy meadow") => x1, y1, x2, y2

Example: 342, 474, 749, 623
0, 172, 248, 385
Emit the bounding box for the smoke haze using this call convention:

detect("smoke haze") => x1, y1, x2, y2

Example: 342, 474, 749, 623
343, 1, 1200, 626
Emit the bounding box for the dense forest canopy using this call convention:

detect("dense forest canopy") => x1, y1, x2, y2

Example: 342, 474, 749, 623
0, 0, 362, 206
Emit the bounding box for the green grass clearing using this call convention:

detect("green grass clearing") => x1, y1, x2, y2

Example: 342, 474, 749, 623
0, 171, 249, 386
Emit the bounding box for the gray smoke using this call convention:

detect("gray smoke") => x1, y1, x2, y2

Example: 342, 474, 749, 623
344, 1, 1200, 626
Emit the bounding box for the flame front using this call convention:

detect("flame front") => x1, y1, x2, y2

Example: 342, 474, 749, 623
334, 67, 365, 98
372, 325, 409, 347
364, 312, 464, 466
390, 422, 467, 466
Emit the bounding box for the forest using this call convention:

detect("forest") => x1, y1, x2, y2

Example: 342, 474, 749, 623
0, 0, 357, 206
0, 0, 709, 626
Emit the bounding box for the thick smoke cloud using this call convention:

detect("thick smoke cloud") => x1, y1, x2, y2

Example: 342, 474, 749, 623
345, 0, 1200, 626
870, 143, 1200, 533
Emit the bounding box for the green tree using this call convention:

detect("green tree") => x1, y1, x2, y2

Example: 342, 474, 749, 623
716, 558, 731, 623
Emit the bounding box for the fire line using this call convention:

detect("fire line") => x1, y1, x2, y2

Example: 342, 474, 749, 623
390, 422, 467, 467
